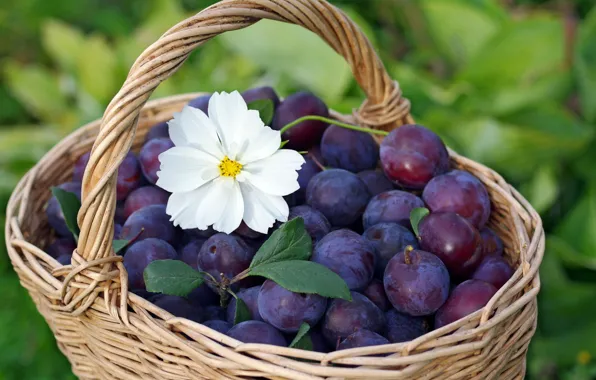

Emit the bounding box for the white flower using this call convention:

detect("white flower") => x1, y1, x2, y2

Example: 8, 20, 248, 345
156, 91, 305, 234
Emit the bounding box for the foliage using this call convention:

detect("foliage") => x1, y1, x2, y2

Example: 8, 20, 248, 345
0, 0, 595, 378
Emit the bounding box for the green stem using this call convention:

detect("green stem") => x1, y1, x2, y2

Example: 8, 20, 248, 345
279, 116, 389, 136
229, 268, 250, 285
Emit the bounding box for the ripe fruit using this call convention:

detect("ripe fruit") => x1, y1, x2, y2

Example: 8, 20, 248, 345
320, 126, 379, 173
258, 280, 327, 333
272, 91, 329, 150
46, 182, 81, 237
383, 248, 450, 316
227, 320, 287, 346
435, 280, 497, 329
357, 170, 394, 196
203, 306, 226, 321
46, 237, 76, 265
480, 227, 504, 256
198, 233, 254, 286
139, 137, 175, 184
241, 86, 280, 109
177, 239, 206, 269
123, 186, 169, 219
363, 279, 390, 311
306, 169, 371, 227
152, 295, 202, 323
312, 229, 375, 290
418, 212, 483, 278
338, 329, 389, 350
203, 320, 232, 334
362, 190, 424, 230
187, 283, 219, 307
285, 156, 322, 206
121, 204, 176, 245
226, 286, 263, 324
144, 121, 169, 143
288, 205, 331, 243
380, 124, 449, 189
385, 309, 429, 343
123, 238, 177, 290
422, 170, 491, 229
471, 255, 514, 289
234, 221, 264, 240
187, 94, 211, 114
362, 222, 419, 279
72, 152, 91, 182
322, 292, 385, 346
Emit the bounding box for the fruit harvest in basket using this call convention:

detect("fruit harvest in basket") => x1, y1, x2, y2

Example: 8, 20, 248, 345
5, 0, 543, 378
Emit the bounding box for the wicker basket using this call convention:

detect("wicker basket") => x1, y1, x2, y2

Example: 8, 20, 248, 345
5, 0, 544, 379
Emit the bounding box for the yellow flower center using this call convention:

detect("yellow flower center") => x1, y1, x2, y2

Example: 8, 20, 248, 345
218, 156, 243, 178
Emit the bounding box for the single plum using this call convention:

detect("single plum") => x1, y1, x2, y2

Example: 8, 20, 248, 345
383, 248, 450, 316
178, 239, 207, 269
203, 320, 232, 334
471, 255, 514, 289
203, 306, 226, 321
306, 169, 371, 227
120, 204, 176, 245
227, 321, 287, 346
419, 212, 483, 278
434, 280, 497, 329
47, 237, 76, 261
363, 279, 390, 312
187, 283, 219, 307
362, 222, 419, 279
139, 137, 175, 184
152, 295, 202, 323
338, 329, 389, 350
362, 190, 424, 230
321, 126, 379, 173
123, 186, 169, 219
385, 309, 429, 343
289, 205, 331, 243
198, 233, 255, 288
422, 170, 491, 229
312, 229, 375, 290
380, 124, 449, 189
357, 170, 394, 196
123, 238, 177, 290
241, 86, 280, 109
144, 121, 169, 143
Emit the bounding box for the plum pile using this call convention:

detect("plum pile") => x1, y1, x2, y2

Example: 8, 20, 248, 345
44, 86, 514, 351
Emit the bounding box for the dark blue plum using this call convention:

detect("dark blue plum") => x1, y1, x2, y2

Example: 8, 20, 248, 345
114, 202, 127, 225
198, 234, 255, 288
241, 86, 280, 109
306, 169, 371, 227
152, 295, 202, 323
322, 292, 385, 347
363, 190, 424, 230
139, 137, 175, 184
72, 152, 90, 182
272, 91, 329, 150
285, 156, 322, 206
178, 239, 207, 269
121, 204, 176, 245
203, 306, 226, 321
226, 286, 263, 324
310, 328, 331, 353
471, 254, 514, 289
385, 309, 429, 343
144, 121, 169, 143
47, 237, 76, 261
480, 227, 504, 257
227, 321, 287, 346
124, 186, 169, 219
46, 182, 81, 237
321, 126, 379, 173
363, 279, 390, 312
288, 205, 331, 243
123, 238, 177, 290
204, 320, 232, 334
422, 170, 491, 229
435, 280, 497, 329
234, 221, 265, 240
258, 280, 327, 333
187, 283, 219, 307
357, 170, 394, 196
384, 249, 450, 316
187, 94, 212, 114
362, 222, 419, 278
312, 229, 375, 290
338, 329, 389, 350
184, 227, 217, 240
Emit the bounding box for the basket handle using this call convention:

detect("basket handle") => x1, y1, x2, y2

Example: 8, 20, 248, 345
65, 0, 411, 313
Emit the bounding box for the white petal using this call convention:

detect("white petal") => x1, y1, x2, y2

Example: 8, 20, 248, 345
193, 177, 237, 231
208, 91, 247, 155
168, 105, 224, 159
156, 147, 219, 192
166, 183, 215, 230
242, 149, 305, 196
238, 124, 281, 164
212, 180, 244, 234
240, 182, 289, 234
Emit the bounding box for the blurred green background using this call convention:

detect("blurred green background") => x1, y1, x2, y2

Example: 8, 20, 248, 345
1, 0, 596, 378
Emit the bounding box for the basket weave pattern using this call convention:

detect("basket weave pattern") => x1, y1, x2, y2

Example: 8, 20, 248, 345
5, 1, 544, 379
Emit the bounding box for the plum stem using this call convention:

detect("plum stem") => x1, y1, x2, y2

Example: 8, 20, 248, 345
404, 245, 414, 265
279, 115, 389, 136
229, 268, 250, 285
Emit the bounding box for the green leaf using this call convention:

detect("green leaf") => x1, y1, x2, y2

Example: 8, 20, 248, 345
112, 239, 130, 255
143, 260, 204, 297
3, 62, 68, 122
41, 20, 85, 71
247, 99, 274, 125
289, 322, 313, 351
221, 20, 352, 102
574, 6, 596, 123
250, 218, 312, 269
51, 187, 81, 241
410, 207, 429, 237
248, 261, 351, 301
76, 34, 119, 103
233, 297, 251, 325
420, 0, 502, 67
